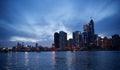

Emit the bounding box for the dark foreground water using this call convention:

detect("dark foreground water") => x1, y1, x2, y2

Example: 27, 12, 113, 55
0, 51, 120, 70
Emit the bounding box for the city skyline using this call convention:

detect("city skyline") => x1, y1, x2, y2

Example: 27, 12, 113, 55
54, 19, 96, 49
0, 0, 120, 47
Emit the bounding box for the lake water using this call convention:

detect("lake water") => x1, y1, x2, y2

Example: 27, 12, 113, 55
0, 51, 120, 70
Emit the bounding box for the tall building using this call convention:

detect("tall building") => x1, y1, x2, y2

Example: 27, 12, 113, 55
54, 19, 95, 48
83, 24, 89, 47
54, 32, 59, 48
79, 32, 83, 47
83, 24, 89, 32
82, 19, 95, 46
89, 19, 95, 44
73, 31, 82, 47
59, 31, 67, 48
112, 34, 120, 50
82, 31, 89, 47
35, 43, 38, 47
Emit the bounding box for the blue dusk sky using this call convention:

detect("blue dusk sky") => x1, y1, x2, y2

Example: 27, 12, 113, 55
0, 0, 120, 47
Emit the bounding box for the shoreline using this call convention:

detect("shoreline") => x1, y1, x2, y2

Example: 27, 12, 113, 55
0, 49, 120, 53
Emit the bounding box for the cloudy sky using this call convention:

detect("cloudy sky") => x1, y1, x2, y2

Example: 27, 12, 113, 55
0, 0, 120, 47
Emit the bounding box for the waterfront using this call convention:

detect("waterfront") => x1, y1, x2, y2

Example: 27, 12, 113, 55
0, 51, 120, 70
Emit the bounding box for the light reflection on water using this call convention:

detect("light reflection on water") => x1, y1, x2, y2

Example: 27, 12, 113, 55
25, 52, 29, 70
0, 51, 120, 70
52, 51, 56, 68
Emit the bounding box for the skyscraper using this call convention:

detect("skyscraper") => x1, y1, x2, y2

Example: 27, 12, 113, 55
83, 24, 89, 47
82, 19, 95, 47
82, 31, 89, 47
73, 31, 82, 47
59, 31, 67, 48
89, 19, 95, 44
83, 24, 89, 32
54, 32, 59, 48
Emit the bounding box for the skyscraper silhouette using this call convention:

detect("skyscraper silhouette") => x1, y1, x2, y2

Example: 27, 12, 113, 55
83, 24, 89, 32
73, 31, 82, 47
54, 32, 59, 48
89, 19, 95, 44
82, 31, 89, 47
59, 31, 67, 48
82, 19, 95, 47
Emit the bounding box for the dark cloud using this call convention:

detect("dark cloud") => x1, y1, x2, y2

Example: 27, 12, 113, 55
95, 12, 120, 36
0, 0, 120, 47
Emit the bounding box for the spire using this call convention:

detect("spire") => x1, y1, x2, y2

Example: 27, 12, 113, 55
90, 17, 94, 23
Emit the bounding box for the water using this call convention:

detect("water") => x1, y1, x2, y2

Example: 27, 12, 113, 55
0, 51, 120, 70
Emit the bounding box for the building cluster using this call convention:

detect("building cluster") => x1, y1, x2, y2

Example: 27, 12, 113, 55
54, 19, 120, 50
0, 42, 52, 52
0, 19, 120, 52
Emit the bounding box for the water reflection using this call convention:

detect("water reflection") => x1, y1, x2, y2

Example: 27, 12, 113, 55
52, 52, 69, 70
66, 52, 72, 70
15, 52, 18, 65
52, 51, 78, 70
25, 52, 29, 66
52, 51, 120, 70
6, 52, 12, 70
84, 51, 96, 70
52, 51, 115, 70
52, 51, 56, 68
0, 51, 120, 70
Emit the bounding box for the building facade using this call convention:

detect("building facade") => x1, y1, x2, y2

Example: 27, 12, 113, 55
88, 19, 95, 44
54, 32, 59, 48
73, 31, 82, 47
112, 34, 120, 50
59, 31, 67, 48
